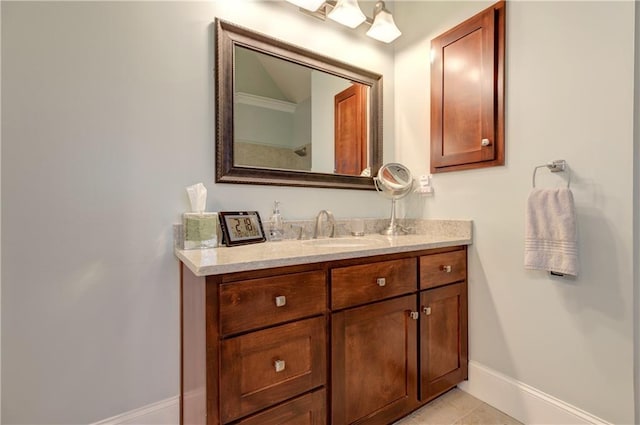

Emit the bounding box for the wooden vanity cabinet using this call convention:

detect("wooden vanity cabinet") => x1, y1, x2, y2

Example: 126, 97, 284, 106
180, 246, 468, 425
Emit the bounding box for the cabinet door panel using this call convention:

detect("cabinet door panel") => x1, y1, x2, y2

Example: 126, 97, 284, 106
332, 295, 418, 425
220, 270, 326, 335
221, 317, 326, 423
235, 390, 326, 425
331, 258, 417, 310
420, 250, 466, 290
420, 282, 468, 400
431, 1, 505, 173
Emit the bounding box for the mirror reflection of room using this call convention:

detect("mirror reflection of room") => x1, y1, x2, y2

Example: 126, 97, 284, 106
233, 46, 369, 176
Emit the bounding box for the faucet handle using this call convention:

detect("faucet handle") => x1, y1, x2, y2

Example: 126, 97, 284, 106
289, 224, 305, 240
326, 211, 336, 237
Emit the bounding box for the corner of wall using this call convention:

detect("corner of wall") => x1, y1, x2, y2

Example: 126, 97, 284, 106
634, 2, 640, 423
1, 1, 4, 422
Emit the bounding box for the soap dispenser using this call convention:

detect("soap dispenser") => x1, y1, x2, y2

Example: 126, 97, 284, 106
268, 201, 284, 241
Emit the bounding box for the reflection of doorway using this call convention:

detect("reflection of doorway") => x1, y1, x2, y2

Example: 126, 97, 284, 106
334, 84, 367, 175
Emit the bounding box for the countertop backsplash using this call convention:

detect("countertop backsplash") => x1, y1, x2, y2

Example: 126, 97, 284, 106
173, 217, 472, 250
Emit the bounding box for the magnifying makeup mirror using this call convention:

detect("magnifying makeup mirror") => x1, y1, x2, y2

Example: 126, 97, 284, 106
374, 163, 414, 235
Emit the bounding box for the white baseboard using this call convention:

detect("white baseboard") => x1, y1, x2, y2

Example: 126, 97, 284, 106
458, 361, 612, 425
91, 362, 612, 425
91, 396, 179, 425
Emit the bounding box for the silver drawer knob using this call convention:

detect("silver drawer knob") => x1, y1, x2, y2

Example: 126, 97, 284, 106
274, 359, 286, 372
409, 311, 419, 320
423, 306, 432, 316
274, 295, 286, 307
376, 277, 386, 287
481, 138, 491, 147
441, 265, 452, 273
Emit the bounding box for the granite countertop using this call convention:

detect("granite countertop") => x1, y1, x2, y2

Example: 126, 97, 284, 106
176, 219, 472, 277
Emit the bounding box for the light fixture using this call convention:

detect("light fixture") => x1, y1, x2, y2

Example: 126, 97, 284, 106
286, 0, 402, 43
328, 0, 366, 29
285, 0, 326, 12
366, 1, 401, 43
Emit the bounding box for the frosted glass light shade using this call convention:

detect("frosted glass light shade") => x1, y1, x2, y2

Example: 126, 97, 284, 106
366, 7, 401, 43
286, 0, 326, 12
328, 0, 366, 29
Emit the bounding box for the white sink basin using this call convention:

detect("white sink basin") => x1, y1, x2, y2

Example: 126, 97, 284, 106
302, 237, 385, 248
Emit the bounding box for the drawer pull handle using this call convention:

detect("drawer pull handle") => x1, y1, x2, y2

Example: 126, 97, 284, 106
274, 296, 287, 307
441, 265, 452, 273
423, 307, 432, 316
409, 311, 419, 320
376, 277, 386, 287
274, 359, 286, 372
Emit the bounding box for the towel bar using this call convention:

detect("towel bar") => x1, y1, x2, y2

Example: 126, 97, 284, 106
532, 160, 570, 188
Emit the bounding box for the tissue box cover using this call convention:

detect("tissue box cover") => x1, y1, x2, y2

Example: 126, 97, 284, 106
183, 212, 218, 249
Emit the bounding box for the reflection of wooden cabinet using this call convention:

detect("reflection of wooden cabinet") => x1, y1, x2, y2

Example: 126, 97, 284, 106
180, 246, 468, 425
430, 1, 505, 173
334, 83, 367, 175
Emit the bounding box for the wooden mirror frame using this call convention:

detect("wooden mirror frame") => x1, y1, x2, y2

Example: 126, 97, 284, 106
215, 19, 383, 190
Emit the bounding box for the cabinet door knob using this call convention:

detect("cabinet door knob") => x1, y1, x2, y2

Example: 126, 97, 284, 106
274, 359, 286, 372
440, 265, 452, 273
423, 306, 432, 316
481, 138, 491, 147
274, 295, 286, 307
376, 277, 386, 287
409, 311, 419, 320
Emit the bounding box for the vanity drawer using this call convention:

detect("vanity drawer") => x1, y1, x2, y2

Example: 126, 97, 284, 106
235, 389, 326, 425
420, 250, 466, 289
331, 258, 417, 310
220, 317, 326, 423
220, 270, 326, 336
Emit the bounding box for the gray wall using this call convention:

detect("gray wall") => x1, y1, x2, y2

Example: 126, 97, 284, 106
395, 1, 636, 423
1, 1, 394, 423
635, 3, 640, 423
311, 72, 351, 173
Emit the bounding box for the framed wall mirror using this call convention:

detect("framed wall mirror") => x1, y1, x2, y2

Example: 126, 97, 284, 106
215, 19, 383, 190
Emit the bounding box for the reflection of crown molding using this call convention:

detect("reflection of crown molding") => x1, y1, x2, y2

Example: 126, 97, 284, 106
235, 92, 297, 113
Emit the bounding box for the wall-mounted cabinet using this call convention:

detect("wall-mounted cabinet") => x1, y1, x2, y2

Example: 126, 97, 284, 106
430, 1, 505, 173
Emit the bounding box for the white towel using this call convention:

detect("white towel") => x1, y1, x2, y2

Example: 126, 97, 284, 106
524, 188, 578, 276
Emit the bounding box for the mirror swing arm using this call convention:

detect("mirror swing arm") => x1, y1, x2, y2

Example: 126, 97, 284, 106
215, 19, 383, 190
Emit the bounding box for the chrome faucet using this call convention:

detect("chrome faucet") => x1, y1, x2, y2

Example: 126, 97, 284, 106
313, 210, 336, 239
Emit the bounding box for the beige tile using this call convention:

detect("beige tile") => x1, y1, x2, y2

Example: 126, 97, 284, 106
395, 390, 468, 425
439, 388, 483, 417
394, 393, 465, 425
453, 403, 523, 425
394, 389, 522, 425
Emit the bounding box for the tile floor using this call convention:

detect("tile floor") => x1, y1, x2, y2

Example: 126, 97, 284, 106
393, 388, 522, 425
